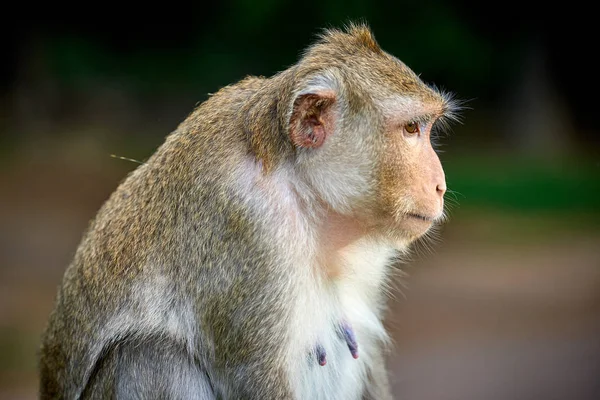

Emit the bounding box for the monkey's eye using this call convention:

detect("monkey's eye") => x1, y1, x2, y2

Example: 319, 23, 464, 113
404, 122, 420, 135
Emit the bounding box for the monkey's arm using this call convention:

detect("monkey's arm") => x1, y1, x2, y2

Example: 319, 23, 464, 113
80, 334, 215, 400
204, 296, 297, 399
363, 344, 393, 400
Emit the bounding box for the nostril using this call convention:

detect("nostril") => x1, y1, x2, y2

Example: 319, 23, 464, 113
436, 183, 447, 197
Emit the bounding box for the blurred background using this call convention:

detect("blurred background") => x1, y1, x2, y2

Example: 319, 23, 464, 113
1, 2, 598, 399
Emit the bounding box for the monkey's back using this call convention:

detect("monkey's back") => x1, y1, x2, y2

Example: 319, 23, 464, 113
39, 76, 296, 398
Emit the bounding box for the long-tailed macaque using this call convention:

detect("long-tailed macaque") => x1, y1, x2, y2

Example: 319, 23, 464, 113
40, 24, 458, 399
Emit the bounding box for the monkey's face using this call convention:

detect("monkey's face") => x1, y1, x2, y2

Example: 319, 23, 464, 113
374, 98, 448, 244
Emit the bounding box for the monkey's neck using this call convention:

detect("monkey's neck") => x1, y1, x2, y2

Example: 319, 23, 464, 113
316, 212, 371, 279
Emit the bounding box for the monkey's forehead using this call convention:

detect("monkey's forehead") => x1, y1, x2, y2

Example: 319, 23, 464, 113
377, 95, 447, 124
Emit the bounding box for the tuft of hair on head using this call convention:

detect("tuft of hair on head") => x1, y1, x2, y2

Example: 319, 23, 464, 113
318, 22, 383, 55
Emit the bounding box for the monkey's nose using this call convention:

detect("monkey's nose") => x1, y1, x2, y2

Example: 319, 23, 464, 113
436, 182, 447, 198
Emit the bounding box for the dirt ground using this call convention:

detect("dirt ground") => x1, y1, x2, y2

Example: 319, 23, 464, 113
1, 158, 599, 399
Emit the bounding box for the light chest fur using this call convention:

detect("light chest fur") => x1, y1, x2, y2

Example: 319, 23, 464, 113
288, 239, 396, 400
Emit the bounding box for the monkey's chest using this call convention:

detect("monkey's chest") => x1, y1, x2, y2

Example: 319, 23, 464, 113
291, 283, 385, 400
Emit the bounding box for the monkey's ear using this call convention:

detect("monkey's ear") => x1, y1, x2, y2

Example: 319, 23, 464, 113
289, 90, 336, 149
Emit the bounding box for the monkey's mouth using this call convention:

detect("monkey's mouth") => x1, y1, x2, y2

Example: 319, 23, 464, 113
405, 212, 434, 223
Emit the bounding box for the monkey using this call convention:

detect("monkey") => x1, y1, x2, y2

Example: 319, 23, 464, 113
39, 24, 458, 400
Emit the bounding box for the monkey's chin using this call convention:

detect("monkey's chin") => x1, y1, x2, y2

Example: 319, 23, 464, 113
386, 214, 434, 247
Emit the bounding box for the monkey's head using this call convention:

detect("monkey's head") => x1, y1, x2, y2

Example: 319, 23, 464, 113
282, 24, 460, 246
